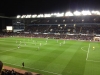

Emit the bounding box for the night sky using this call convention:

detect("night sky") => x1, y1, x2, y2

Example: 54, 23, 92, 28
0, 0, 100, 17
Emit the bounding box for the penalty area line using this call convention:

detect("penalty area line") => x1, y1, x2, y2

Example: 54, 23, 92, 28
81, 47, 87, 52
86, 44, 90, 60
3, 62, 61, 75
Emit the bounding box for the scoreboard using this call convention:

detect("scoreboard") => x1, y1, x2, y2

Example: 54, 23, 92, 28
6, 26, 13, 32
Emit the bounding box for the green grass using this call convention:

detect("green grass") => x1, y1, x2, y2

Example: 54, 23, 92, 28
0, 37, 100, 75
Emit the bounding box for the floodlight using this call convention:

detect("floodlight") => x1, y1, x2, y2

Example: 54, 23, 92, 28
81, 10, 91, 15
51, 13, 54, 15
26, 15, 31, 18
21, 15, 26, 18
37, 14, 43, 18
96, 11, 100, 15
29, 15, 31, 18
74, 11, 81, 16
91, 11, 94, 13
17, 15, 21, 18
44, 14, 51, 17
50, 13, 54, 16
32, 15, 37, 18
21, 16, 23, 18
91, 11, 100, 15
56, 13, 64, 17
65, 24, 66, 26
37, 15, 40, 18
65, 12, 73, 16
53, 13, 58, 16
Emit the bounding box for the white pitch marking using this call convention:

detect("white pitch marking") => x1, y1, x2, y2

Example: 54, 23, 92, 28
86, 44, 90, 60
81, 47, 87, 52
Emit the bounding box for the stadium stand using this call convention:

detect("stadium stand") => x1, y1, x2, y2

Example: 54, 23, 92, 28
1, 15, 100, 41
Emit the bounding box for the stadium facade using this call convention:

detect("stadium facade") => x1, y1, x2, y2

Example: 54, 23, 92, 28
2, 10, 100, 41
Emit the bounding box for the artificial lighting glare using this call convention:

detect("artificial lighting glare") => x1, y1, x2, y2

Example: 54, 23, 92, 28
65, 12, 73, 16
93, 11, 96, 13
17, 15, 21, 18
17, 10, 100, 18
96, 11, 100, 15
32, 15, 37, 18
50, 13, 64, 17
21, 15, 26, 18
91, 11, 96, 14
26, 15, 31, 18
56, 13, 64, 17
74, 11, 81, 16
37, 14, 43, 18
81, 10, 91, 15
44, 14, 51, 17
91, 11, 100, 15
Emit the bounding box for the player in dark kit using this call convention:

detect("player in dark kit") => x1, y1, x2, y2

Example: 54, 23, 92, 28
22, 62, 24, 68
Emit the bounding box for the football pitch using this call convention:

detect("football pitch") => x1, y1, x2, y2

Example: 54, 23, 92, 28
0, 37, 100, 75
